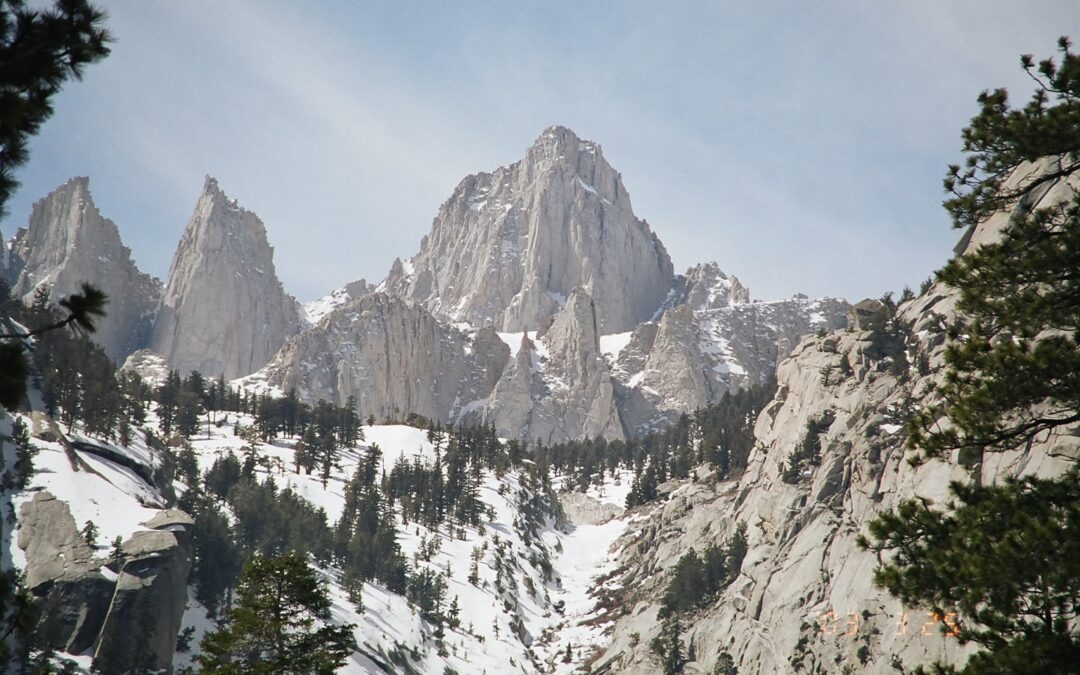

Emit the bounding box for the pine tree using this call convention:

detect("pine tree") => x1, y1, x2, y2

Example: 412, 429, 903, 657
80, 520, 97, 547
861, 472, 1080, 672
910, 37, 1080, 459
192, 500, 241, 617
198, 551, 356, 673
865, 38, 1080, 673
651, 614, 687, 675
0, 0, 110, 214
10, 417, 34, 489
713, 652, 738, 675
110, 535, 124, 570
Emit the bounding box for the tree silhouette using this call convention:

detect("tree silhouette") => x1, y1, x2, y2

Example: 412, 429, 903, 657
0, 2, 111, 670
0, 283, 108, 409
0, 0, 111, 218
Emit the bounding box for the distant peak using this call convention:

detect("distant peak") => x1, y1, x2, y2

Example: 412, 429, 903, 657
199, 175, 246, 212
46, 176, 93, 201
32, 176, 94, 214
539, 125, 580, 141
66, 176, 91, 190
202, 175, 222, 196
532, 126, 599, 153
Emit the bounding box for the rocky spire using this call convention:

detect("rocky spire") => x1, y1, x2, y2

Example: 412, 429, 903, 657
151, 177, 301, 379
385, 126, 675, 333
481, 288, 624, 443
9, 177, 162, 361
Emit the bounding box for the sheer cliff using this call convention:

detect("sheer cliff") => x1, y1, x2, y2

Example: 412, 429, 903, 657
582, 158, 1080, 674
151, 177, 301, 379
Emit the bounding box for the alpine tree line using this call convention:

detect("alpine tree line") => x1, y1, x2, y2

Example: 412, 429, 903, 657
535, 378, 776, 509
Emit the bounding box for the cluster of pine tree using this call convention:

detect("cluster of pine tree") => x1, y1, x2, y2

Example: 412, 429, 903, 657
1, 285, 138, 440
780, 410, 835, 484
176, 412, 544, 654
659, 524, 749, 618
535, 380, 774, 509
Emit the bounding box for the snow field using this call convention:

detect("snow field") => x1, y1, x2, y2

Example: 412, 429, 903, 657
5, 407, 634, 674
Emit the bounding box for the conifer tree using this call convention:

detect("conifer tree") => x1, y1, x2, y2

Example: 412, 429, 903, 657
198, 551, 355, 673
865, 38, 1080, 673
651, 614, 687, 675
80, 521, 97, 547
910, 37, 1080, 459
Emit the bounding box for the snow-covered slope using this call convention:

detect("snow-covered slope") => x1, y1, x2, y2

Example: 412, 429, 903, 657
2, 400, 637, 673
182, 419, 635, 674
1, 408, 190, 673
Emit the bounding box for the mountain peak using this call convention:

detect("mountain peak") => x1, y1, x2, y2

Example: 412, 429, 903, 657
386, 128, 674, 333
151, 180, 300, 378
201, 174, 221, 195
9, 177, 161, 361
533, 125, 587, 149
526, 126, 609, 181
61, 175, 91, 193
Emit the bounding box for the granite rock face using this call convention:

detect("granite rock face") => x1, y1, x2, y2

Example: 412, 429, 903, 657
251, 129, 845, 443
8, 177, 162, 361
151, 177, 301, 379
93, 512, 194, 675
120, 348, 172, 387
613, 268, 850, 435
250, 292, 510, 422
586, 158, 1080, 675
250, 128, 842, 442
663, 261, 750, 312
478, 288, 624, 443
385, 126, 675, 333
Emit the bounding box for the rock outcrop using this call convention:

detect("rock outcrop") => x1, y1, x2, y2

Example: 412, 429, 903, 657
664, 261, 750, 312
479, 288, 625, 443
120, 348, 172, 387
248, 292, 510, 421
18, 494, 193, 674
151, 177, 301, 379
250, 129, 845, 443
8, 177, 162, 361
303, 278, 371, 325
613, 267, 849, 434
384, 126, 675, 333
94, 511, 194, 675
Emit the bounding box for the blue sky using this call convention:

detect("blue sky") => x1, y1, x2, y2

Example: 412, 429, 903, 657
6, 1, 1078, 303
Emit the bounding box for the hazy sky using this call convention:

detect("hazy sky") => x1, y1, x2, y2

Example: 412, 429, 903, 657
6, 1, 1078, 303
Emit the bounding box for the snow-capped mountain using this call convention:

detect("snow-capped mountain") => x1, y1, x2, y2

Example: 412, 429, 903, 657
5, 138, 1076, 675
250, 128, 848, 443
7, 128, 846, 443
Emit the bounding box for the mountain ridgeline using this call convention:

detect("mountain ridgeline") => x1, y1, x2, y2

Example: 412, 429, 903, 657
8, 126, 848, 444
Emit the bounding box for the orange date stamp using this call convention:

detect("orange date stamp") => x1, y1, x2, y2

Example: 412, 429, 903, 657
815, 609, 959, 638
